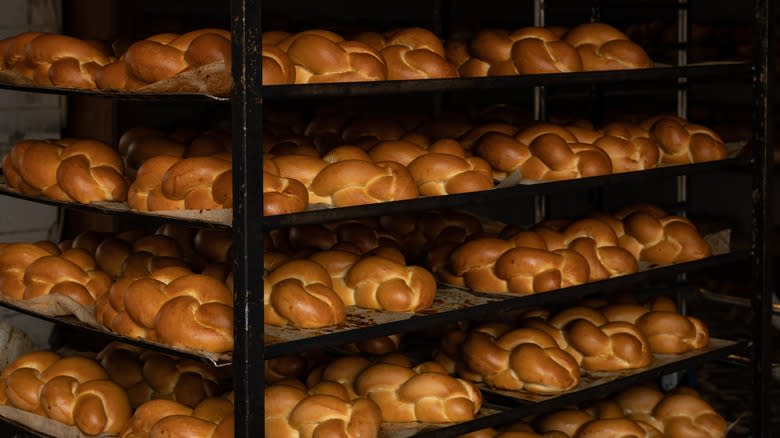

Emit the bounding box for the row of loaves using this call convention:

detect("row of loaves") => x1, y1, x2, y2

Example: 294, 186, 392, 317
0, 344, 231, 437
267, 352, 483, 436
459, 384, 726, 438
0, 23, 649, 94
0, 225, 235, 354
435, 296, 709, 394
0, 113, 726, 215
266, 204, 713, 297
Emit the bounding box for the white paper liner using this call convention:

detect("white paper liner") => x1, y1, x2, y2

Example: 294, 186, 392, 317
478, 338, 736, 403
0, 405, 117, 438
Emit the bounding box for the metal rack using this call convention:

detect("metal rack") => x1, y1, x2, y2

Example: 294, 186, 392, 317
0, 0, 772, 437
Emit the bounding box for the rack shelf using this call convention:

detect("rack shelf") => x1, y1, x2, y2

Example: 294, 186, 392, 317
262, 62, 751, 99
413, 339, 747, 437
0, 181, 232, 230
264, 157, 750, 228
264, 251, 749, 358
0, 299, 230, 366
0, 62, 750, 102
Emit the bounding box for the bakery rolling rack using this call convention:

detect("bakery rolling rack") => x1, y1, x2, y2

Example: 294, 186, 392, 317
0, 0, 771, 437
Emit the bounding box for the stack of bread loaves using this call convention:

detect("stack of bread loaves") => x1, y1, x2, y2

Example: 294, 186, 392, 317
0, 351, 132, 435
435, 295, 709, 394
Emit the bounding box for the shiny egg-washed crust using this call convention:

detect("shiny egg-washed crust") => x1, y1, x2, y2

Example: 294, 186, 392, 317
0, 32, 114, 89
3, 138, 127, 204
563, 23, 653, 71
120, 393, 234, 438
0, 351, 131, 435
354, 27, 456, 80
461, 323, 580, 394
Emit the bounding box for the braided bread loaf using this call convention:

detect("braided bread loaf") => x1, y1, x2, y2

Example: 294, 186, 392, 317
546, 307, 652, 372
264, 259, 346, 328
601, 296, 709, 354
615, 210, 711, 265
120, 393, 234, 438
3, 138, 127, 203
118, 127, 231, 179
355, 27, 456, 80
461, 323, 580, 393
474, 123, 612, 181
309, 159, 418, 206
563, 23, 653, 71
128, 154, 232, 211
354, 360, 483, 423
452, 28, 582, 77
96, 29, 232, 95
0, 32, 114, 89
310, 249, 436, 312
266, 381, 381, 438
0, 351, 131, 435
97, 342, 220, 409
20, 248, 112, 306
94, 266, 233, 353
94, 233, 189, 279
532, 218, 639, 281
643, 116, 728, 164
448, 236, 590, 294
262, 44, 296, 85
593, 122, 661, 172
612, 386, 727, 438
0, 242, 59, 300
274, 30, 387, 83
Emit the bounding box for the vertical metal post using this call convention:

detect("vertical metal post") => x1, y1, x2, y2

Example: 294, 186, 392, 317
675, 0, 689, 221
752, 0, 774, 435
230, 1, 264, 437
533, 0, 548, 223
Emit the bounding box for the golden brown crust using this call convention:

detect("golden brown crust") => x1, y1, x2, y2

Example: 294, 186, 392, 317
3, 138, 127, 203
1, 351, 131, 435
563, 23, 653, 71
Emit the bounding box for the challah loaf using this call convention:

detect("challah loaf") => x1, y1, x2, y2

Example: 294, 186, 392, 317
3, 138, 127, 203
355, 27, 456, 80
617, 211, 712, 265
0, 242, 59, 300
21, 248, 112, 305
97, 29, 232, 94
309, 159, 419, 206
594, 122, 661, 172
264, 259, 346, 328
354, 360, 483, 423
274, 30, 387, 83
120, 393, 234, 438
563, 23, 653, 71
644, 116, 728, 164
97, 342, 220, 409
461, 323, 580, 393
128, 155, 232, 212
0, 351, 131, 435
0, 32, 114, 89
265, 382, 381, 438
95, 266, 233, 353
